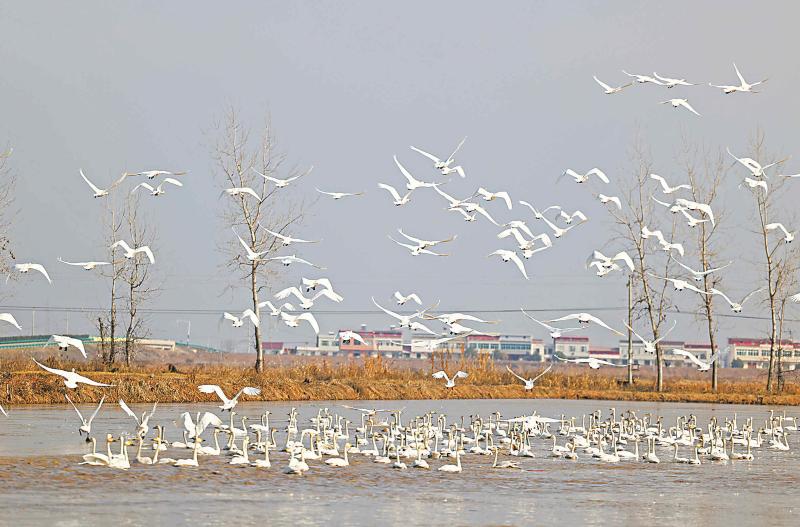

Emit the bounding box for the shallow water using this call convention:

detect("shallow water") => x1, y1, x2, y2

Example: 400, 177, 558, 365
0, 399, 797, 526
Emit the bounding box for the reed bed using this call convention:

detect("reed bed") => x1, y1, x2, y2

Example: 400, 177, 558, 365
2, 353, 799, 406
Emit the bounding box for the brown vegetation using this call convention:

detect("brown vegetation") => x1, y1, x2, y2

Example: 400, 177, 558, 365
2, 352, 799, 406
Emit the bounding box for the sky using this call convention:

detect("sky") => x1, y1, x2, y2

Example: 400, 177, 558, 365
0, 1, 799, 353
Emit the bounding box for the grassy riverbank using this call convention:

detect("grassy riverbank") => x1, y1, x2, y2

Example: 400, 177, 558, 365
2, 354, 799, 406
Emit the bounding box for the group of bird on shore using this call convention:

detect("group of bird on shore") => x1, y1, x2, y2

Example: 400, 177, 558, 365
69, 392, 795, 473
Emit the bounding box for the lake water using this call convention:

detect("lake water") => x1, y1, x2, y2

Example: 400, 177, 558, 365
0, 399, 797, 526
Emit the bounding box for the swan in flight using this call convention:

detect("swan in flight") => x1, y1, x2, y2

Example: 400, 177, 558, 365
222, 187, 262, 201
673, 198, 715, 226
179, 411, 223, 441
301, 277, 334, 292
388, 236, 449, 256
506, 364, 552, 390
410, 137, 467, 178
672, 349, 719, 372
556, 209, 588, 225
520, 309, 584, 338
766, 223, 795, 243
647, 273, 711, 295
198, 385, 261, 411
659, 98, 701, 116
597, 194, 622, 210
518, 201, 562, 219
266, 254, 325, 268
725, 147, 786, 178
111, 240, 155, 264
131, 178, 183, 196
432, 370, 468, 388
232, 229, 267, 261
252, 166, 311, 188
678, 208, 710, 228
622, 70, 664, 85
222, 309, 260, 328
13, 263, 52, 284
671, 257, 732, 282
394, 291, 422, 305
561, 168, 609, 184
411, 334, 461, 352
622, 320, 677, 354
587, 250, 634, 275
539, 215, 580, 238
652, 72, 696, 88
394, 156, 436, 190
263, 227, 320, 246
555, 356, 623, 369
66, 394, 104, 439
338, 330, 366, 345
79, 169, 126, 198
453, 202, 498, 225
377, 183, 413, 206
477, 188, 512, 209
710, 287, 764, 313
371, 297, 431, 328
545, 313, 623, 336
432, 184, 477, 210
0, 313, 22, 331
119, 399, 158, 438
710, 63, 767, 94
741, 177, 768, 193
257, 300, 293, 317
650, 174, 691, 194
315, 188, 364, 200
57, 257, 111, 270
593, 75, 632, 94
397, 228, 456, 250
275, 286, 343, 309
428, 312, 495, 326
32, 358, 113, 389
488, 250, 529, 280
125, 169, 186, 179
280, 311, 320, 333
50, 334, 87, 358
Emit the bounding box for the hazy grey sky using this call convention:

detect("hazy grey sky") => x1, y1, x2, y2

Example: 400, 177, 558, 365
1, 2, 799, 351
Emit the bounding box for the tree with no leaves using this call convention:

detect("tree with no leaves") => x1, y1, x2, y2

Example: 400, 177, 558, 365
211, 107, 309, 372
0, 147, 16, 281
679, 142, 726, 392
98, 199, 126, 364
742, 133, 798, 392
120, 194, 159, 366
610, 141, 677, 392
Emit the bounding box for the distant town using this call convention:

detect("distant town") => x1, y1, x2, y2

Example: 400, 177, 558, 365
5, 329, 797, 370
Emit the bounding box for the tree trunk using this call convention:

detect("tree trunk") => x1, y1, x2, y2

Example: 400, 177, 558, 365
251, 261, 263, 372
626, 277, 633, 384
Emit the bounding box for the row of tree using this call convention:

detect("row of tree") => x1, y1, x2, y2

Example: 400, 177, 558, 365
614, 133, 798, 393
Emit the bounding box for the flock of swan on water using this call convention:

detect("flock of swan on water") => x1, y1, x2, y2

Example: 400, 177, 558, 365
69, 390, 795, 472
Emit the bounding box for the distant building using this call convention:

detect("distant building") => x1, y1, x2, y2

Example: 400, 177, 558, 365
338, 329, 403, 358
728, 338, 800, 369
589, 346, 621, 364
553, 336, 590, 359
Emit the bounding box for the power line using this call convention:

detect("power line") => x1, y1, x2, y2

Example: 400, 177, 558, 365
1, 303, 798, 323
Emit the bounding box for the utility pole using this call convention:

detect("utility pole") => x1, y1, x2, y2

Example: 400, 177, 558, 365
627, 276, 633, 385
31, 309, 35, 337
176, 319, 191, 345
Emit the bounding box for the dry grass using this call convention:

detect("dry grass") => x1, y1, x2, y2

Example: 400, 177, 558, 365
2, 351, 799, 406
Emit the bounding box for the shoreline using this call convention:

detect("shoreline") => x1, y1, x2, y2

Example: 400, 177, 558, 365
4, 371, 799, 407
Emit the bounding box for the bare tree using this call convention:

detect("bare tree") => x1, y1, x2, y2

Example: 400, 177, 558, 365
744, 133, 795, 391
211, 107, 309, 372
98, 200, 125, 364
0, 147, 16, 280
121, 194, 159, 366
680, 143, 726, 391
611, 141, 676, 392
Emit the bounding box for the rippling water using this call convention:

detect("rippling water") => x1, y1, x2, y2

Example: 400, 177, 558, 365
0, 399, 797, 526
